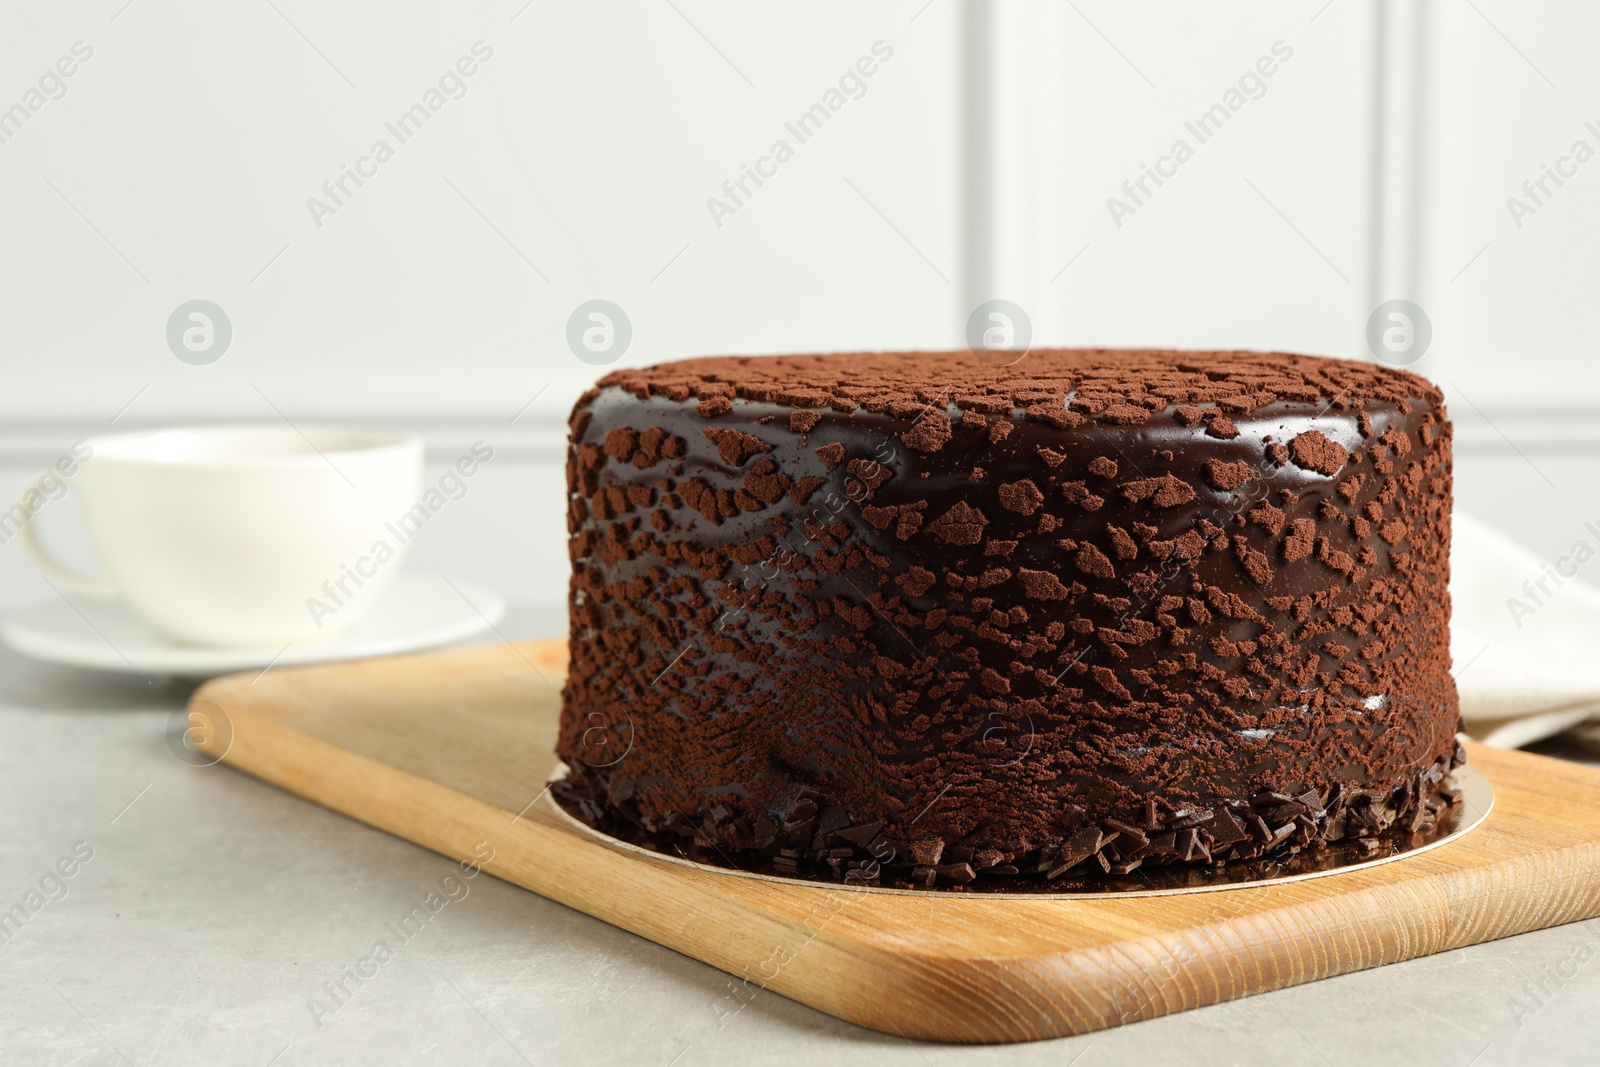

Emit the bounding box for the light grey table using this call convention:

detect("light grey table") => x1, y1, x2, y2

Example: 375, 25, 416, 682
2, 604, 1598, 1067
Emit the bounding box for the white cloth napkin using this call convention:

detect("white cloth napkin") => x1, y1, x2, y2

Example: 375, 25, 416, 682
1451, 511, 1600, 748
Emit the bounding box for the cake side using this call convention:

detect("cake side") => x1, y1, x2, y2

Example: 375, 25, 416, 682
556, 349, 1460, 888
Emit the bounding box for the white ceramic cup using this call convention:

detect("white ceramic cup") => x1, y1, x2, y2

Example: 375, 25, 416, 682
15, 425, 424, 647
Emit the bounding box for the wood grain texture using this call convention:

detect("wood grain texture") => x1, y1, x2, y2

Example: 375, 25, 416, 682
191, 638, 1600, 1044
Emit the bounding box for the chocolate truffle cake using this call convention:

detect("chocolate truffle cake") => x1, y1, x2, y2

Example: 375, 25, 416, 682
555, 349, 1462, 889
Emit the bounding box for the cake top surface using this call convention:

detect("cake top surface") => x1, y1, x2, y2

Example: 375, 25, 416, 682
595, 349, 1442, 421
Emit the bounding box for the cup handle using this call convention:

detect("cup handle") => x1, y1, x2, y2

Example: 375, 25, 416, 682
15, 471, 118, 599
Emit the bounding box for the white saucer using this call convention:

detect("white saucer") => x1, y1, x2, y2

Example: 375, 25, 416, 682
1, 573, 506, 677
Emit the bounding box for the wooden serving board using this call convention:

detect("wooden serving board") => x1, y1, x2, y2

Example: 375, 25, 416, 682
191, 638, 1600, 1044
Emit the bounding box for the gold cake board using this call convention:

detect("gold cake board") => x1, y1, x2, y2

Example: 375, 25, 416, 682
190, 638, 1600, 1044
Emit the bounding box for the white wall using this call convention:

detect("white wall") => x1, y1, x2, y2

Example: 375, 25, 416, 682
1, 1, 1592, 614
1033, 4, 1378, 359
0, 1, 962, 428
1420, 1, 1600, 411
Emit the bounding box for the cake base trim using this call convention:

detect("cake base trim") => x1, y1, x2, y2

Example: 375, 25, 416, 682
549, 744, 1484, 896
